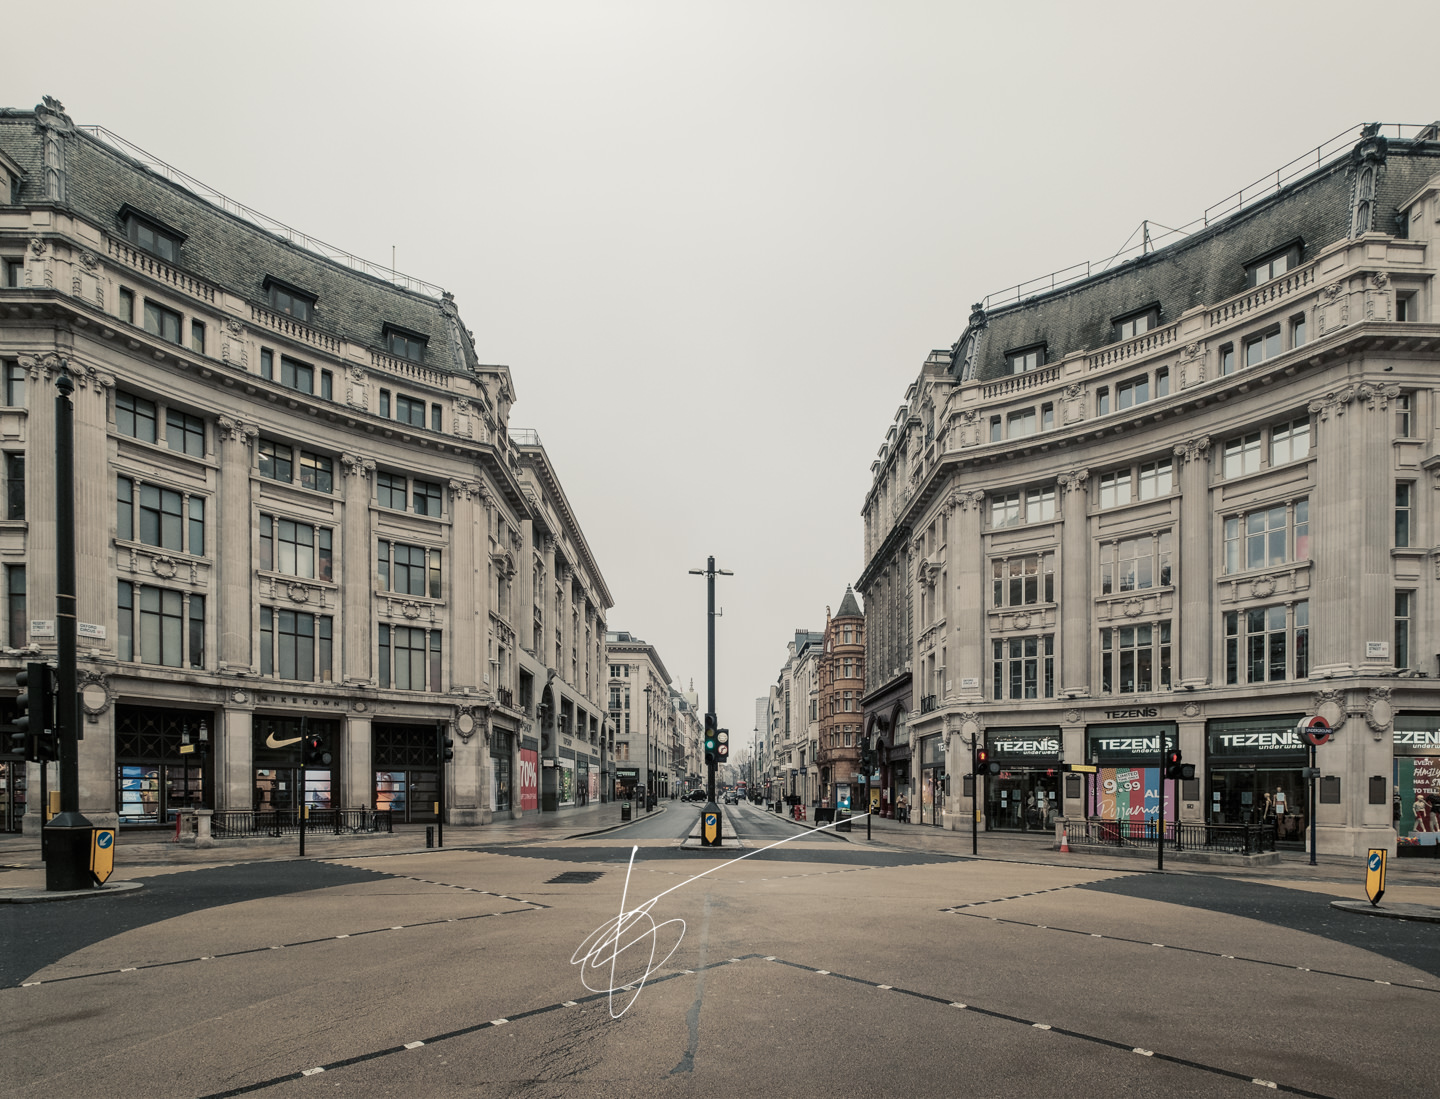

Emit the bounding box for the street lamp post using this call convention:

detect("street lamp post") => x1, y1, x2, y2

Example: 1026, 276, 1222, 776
643, 683, 653, 812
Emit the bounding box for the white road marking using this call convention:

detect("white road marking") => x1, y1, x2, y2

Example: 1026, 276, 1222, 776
301, 1067, 325, 1076
404, 1041, 424, 1049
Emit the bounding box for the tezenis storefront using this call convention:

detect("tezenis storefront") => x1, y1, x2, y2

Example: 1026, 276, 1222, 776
1084, 723, 1179, 825
984, 727, 1062, 833
1207, 715, 1307, 846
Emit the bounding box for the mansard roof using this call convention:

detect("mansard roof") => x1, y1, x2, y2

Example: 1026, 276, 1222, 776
957, 133, 1440, 383
0, 104, 480, 377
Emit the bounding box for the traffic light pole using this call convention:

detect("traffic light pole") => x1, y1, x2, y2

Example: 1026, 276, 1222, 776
1157, 738, 1165, 872
689, 556, 731, 847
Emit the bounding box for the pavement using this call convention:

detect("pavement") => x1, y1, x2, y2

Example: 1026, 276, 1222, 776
4, 797, 1439, 904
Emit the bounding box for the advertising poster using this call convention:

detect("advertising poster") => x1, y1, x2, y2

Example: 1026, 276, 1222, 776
1396, 757, 1440, 842
560, 762, 575, 805
589, 771, 599, 800
1090, 766, 1176, 821
518, 749, 539, 811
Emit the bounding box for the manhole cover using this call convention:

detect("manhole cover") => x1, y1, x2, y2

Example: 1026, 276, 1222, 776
546, 871, 604, 884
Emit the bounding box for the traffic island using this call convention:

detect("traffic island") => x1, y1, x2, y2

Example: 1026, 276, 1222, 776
1330, 899, 1440, 924
0, 880, 145, 904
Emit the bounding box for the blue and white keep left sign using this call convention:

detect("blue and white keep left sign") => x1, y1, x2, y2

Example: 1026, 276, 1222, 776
91, 828, 116, 885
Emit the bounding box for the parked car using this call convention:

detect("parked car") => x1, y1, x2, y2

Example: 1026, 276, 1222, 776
685, 789, 708, 802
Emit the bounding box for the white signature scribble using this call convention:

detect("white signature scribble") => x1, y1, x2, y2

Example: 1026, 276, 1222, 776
570, 813, 870, 1018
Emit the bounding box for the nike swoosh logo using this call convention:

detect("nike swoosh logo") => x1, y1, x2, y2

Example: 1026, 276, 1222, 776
266, 734, 303, 748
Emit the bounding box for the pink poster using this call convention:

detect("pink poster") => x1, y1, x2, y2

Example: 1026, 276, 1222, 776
518, 749, 539, 811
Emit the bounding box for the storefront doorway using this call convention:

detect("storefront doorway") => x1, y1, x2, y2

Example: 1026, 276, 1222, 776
115, 705, 212, 828
373, 722, 438, 822
984, 728, 1062, 834
253, 716, 339, 815
1207, 716, 1306, 848
0, 758, 27, 831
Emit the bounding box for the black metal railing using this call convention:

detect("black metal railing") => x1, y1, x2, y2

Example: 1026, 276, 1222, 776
920, 695, 938, 713
1066, 817, 1276, 856
497, 686, 514, 708
209, 808, 393, 839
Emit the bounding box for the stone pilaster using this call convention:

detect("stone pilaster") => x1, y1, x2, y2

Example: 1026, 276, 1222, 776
216, 415, 258, 673
1174, 437, 1212, 687
342, 711, 371, 809
447, 479, 483, 692
340, 453, 375, 684
1057, 469, 1090, 696
220, 705, 253, 813
948, 489, 985, 701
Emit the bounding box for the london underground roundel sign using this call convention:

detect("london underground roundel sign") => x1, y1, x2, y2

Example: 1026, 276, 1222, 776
1297, 715, 1331, 747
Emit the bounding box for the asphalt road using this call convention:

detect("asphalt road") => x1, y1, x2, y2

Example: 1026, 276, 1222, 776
2, 804, 1436, 1098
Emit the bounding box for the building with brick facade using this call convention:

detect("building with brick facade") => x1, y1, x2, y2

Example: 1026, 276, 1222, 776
861, 122, 1440, 856
818, 588, 865, 810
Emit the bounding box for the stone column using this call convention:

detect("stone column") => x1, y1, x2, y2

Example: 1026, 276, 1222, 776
221, 705, 253, 814
947, 490, 985, 702
215, 416, 258, 674
340, 453, 375, 684
448, 479, 483, 692
1057, 470, 1090, 696
1174, 438, 1212, 687
343, 711, 372, 810
519, 519, 536, 655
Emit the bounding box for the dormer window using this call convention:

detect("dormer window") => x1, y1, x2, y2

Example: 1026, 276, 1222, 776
384, 324, 428, 363
1112, 305, 1159, 342
1245, 241, 1302, 288
1006, 344, 1046, 374
119, 205, 184, 263
263, 277, 316, 323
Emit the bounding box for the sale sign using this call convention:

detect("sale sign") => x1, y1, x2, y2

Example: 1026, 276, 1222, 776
518, 749, 539, 812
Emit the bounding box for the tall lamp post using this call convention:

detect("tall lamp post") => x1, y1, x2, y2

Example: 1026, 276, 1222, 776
643, 683, 653, 812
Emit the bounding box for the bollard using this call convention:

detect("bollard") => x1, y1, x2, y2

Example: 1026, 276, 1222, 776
426, 825, 435, 848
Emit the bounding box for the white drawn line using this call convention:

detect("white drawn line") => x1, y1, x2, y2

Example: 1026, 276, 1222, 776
572, 814, 874, 1019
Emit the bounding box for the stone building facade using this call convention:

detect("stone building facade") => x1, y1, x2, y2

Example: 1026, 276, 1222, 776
604, 630, 675, 800
861, 122, 1440, 856
0, 99, 607, 833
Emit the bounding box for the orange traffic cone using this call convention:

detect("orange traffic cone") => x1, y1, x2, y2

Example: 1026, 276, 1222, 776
1059, 829, 1070, 853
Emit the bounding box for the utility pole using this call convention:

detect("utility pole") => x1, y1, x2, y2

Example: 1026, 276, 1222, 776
689, 556, 731, 846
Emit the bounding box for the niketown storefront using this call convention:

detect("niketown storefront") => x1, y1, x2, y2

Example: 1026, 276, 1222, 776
253, 716, 341, 814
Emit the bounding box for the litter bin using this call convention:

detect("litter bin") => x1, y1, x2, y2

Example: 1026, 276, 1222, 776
425, 826, 435, 848
836, 811, 853, 833
621, 801, 632, 822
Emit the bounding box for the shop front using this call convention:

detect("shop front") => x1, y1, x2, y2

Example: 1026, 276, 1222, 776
491, 728, 513, 813
1207, 715, 1307, 846
253, 715, 339, 817
1393, 713, 1440, 854
1084, 722, 1179, 827
518, 741, 539, 812
615, 764, 640, 803
984, 727, 1062, 834
918, 733, 945, 826
117, 705, 214, 828
0, 697, 25, 832
371, 722, 438, 823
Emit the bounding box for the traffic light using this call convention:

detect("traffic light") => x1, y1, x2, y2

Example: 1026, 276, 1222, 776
304, 732, 331, 767
441, 733, 455, 763
717, 729, 729, 762
1163, 748, 1194, 781
973, 746, 998, 776
704, 720, 717, 765
15, 662, 56, 763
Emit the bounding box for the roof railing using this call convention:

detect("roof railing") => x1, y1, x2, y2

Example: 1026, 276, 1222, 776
981, 122, 1435, 311
78, 124, 447, 300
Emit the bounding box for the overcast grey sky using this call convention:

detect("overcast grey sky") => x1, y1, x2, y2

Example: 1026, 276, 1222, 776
7, 1, 1440, 756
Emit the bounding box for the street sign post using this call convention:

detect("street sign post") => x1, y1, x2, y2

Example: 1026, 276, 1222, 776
1296, 716, 1331, 865
1365, 848, 1386, 906
91, 827, 115, 886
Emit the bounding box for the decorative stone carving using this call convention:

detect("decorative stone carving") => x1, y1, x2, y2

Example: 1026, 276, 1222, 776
1365, 687, 1394, 738
1312, 689, 1348, 732
78, 670, 113, 722
287, 583, 311, 604
1063, 709, 1081, 725
952, 489, 985, 511
29, 237, 46, 256
1251, 576, 1276, 599
79, 250, 98, 270
400, 601, 422, 620
1059, 383, 1087, 425
151, 555, 178, 579
1122, 598, 1143, 618
216, 415, 259, 444
345, 365, 368, 411
341, 452, 376, 478
1058, 469, 1089, 495
1172, 437, 1211, 466
1181, 702, 1201, 718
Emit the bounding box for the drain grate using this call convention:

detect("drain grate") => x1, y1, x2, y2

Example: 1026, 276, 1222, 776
545, 871, 605, 885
